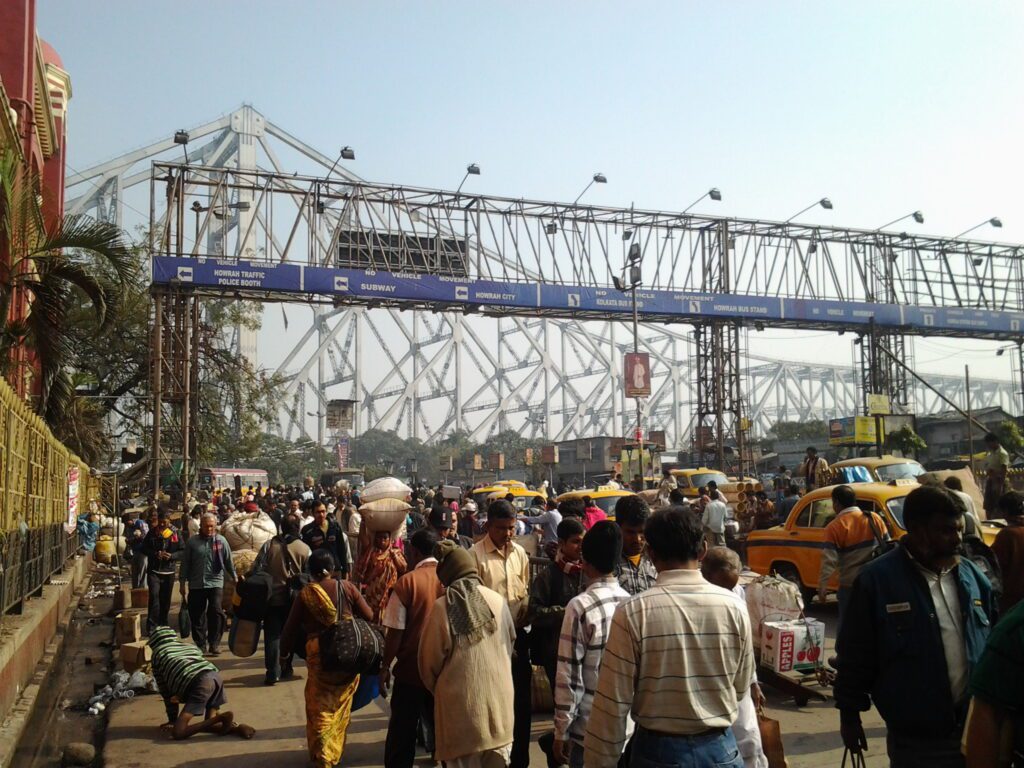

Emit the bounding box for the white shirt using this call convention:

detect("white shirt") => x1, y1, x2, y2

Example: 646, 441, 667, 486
703, 499, 730, 533
914, 561, 968, 701
729, 585, 767, 768
951, 490, 982, 527
382, 557, 438, 630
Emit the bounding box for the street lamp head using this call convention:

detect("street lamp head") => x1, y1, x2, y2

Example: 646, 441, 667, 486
623, 229, 633, 241
234, 201, 251, 211
627, 243, 641, 264
191, 200, 203, 213
912, 211, 925, 224
709, 187, 722, 202
593, 173, 607, 184
340, 146, 356, 161
629, 264, 642, 285
991, 217, 1003, 228
820, 198, 833, 210
173, 130, 190, 145
613, 275, 626, 292
467, 163, 480, 176
545, 221, 558, 235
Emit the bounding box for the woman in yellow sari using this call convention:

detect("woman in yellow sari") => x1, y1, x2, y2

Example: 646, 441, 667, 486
283, 550, 373, 768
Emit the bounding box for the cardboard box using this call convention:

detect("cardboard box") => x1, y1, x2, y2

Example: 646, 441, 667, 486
120, 640, 152, 673
130, 588, 149, 608
115, 611, 143, 647
113, 584, 132, 612
761, 618, 825, 673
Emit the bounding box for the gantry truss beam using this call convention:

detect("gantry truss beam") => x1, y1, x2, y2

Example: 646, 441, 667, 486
65, 106, 1021, 474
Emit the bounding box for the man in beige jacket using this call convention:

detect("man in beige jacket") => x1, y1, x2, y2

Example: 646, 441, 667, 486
419, 540, 516, 767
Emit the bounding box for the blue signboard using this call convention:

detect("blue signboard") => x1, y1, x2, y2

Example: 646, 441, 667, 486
152, 255, 1024, 337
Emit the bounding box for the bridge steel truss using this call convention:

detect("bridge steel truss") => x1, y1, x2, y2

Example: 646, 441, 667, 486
64, 106, 1022, 485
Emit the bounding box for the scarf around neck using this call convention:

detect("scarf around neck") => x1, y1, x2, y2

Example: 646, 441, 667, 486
556, 550, 583, 576
435, 539, 496, 646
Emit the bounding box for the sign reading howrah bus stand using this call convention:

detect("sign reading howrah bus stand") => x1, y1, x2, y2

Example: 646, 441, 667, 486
829, 416, 883, 446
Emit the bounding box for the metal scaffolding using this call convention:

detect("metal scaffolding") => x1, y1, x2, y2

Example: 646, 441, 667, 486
64, 105, 1023, 485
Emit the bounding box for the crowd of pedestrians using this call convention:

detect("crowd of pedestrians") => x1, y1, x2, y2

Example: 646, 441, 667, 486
113, 436, 1024, 768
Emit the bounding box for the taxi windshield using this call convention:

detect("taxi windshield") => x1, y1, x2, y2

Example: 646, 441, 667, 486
875, 462, 925, 482
887, 497, 907, 530
593, 495, 623, 514
691, 472, 729, 488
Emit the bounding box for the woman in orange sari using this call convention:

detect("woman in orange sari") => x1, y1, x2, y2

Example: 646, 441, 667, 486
351, 529, 407, 622
283, 551, 373, 768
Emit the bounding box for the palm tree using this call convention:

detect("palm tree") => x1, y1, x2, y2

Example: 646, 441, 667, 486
0, 148, 136, 437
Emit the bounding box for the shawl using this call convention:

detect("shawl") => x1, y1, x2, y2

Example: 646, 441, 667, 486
435, 539, 496, 646
354, 545, 405, 622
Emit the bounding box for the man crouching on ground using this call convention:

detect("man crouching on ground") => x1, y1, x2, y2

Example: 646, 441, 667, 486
148, 626, 255, 740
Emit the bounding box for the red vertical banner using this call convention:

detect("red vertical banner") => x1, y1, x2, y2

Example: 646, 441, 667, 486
624, 352, 651, 397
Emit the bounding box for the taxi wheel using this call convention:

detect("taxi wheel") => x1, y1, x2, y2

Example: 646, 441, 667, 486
773, 562, 816, 605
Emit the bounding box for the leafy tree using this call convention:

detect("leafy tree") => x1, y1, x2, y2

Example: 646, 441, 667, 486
885, 425, 927, 457
769, 420, 830, 442
994, 420, 1024, 458
0, 149, 135, 433
63, 243, 281, 469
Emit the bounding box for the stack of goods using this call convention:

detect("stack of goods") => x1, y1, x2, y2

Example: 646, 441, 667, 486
359, 477, 412, 534
221, 509, 277, 552
744, 574, 804, 654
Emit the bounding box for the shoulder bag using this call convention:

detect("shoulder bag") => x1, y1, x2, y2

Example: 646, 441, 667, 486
318, 581, 385, 676
864, 510, 896, 560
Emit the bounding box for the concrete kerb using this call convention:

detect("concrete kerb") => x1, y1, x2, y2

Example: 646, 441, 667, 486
0, 553, 93, 768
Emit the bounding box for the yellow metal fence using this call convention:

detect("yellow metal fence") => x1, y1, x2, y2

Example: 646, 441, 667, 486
0, 375, 99, 614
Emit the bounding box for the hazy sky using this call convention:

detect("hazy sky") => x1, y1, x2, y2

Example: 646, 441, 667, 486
39, 0, 1024, 386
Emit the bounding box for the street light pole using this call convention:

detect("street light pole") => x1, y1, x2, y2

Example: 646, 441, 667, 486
631, 277, 644, 489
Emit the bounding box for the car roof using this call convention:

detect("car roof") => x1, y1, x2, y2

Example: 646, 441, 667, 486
556, 489, 634, 500
486, 488, 543, 498
801, 481, 919, 501
831, 455, 922, 469
670, 467, 725, 476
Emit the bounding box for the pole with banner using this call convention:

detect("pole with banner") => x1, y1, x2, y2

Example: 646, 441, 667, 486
625, 351, 651, 487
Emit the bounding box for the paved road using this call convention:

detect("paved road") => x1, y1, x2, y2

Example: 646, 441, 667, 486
104, 600, 887, 767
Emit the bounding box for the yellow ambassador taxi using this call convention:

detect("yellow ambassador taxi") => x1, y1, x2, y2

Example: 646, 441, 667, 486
670, 468, 730, 497
747, 482, 917, 600
831, 455, 926, 483
485, 486, 545, 512
746, 480, 1002, 600
470, 480, 527, 508
555, 486, 636, 520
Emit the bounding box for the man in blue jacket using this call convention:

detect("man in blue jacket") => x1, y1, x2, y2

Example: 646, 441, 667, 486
834, 484, 995, 768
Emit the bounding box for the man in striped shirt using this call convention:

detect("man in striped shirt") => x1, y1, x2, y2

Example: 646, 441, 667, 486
584, 507, 755, 768
148, 626, 254, 740
554, 521, 630, 768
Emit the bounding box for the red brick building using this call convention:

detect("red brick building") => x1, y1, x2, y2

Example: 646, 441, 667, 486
0, 0, 72, 397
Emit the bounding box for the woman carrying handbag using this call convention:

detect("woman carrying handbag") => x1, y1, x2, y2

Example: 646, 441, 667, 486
282, 550, 373, 768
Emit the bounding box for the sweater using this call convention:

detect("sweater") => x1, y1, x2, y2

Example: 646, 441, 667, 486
418, 585, 516, 762
387, 561, 444, 687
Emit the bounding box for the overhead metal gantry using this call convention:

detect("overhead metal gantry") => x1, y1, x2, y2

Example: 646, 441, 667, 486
65, 106, 1022, 486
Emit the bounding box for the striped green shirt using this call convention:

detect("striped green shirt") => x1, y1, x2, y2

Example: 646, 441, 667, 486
152, 638, 217, 702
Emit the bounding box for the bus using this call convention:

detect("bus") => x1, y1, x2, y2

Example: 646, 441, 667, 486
320, 469, 365, 489
198, 467, 270, 492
